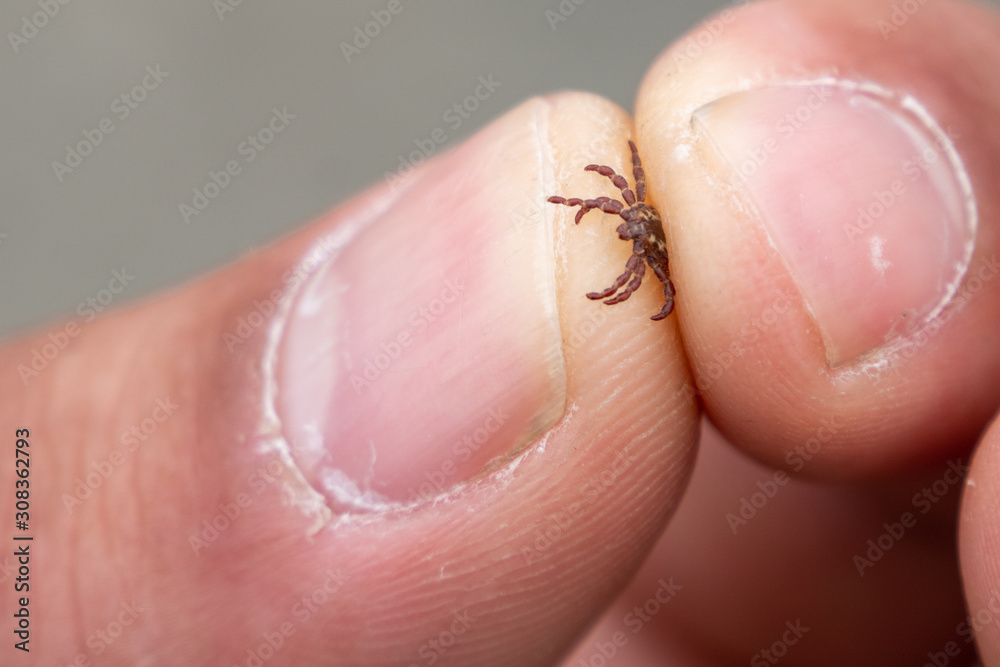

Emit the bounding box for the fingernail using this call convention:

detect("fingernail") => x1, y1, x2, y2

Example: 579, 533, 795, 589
693, 80, 976, 365
272, 102, 565, 512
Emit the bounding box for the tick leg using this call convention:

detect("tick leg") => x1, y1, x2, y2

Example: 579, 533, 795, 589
586, 253, 640, 301
628, 140, 647, 203
649, 258, 676, 319
651, 281, 676, 320
604, 262, 646, 305
648, 256, 671, 286
584, 164, 637, 207
647, 254, 675, 320
547, 196, 624, 224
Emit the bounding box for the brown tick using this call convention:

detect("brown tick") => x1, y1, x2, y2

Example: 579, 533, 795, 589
548, 140, 675, 320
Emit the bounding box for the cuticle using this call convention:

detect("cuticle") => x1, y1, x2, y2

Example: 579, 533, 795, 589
252, 187, 418, 526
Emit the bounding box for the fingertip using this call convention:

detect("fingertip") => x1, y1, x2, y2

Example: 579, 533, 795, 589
245, 91, 702, 663
960, 413, 1000, 665
635, 0, 1000, 477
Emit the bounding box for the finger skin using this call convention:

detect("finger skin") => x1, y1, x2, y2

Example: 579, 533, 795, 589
0, 95, 698, 665
564, 423, 970, 666
636, 0, 1000, 477
960, 414, 1000, 666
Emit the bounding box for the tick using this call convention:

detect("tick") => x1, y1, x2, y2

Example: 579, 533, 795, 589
547, 140, 675, 320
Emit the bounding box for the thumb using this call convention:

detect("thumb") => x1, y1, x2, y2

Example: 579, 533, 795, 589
635, 0, 1000, 477
3, 94, 697, 665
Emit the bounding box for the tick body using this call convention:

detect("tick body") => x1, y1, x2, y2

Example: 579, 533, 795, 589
548, 140, 675, 320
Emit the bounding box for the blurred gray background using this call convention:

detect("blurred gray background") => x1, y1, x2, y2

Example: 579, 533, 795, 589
5, 0, 997, 338
0, 0, 737, 338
